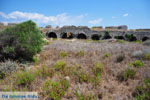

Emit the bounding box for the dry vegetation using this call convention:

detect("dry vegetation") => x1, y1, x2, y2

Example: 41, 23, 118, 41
0, 39, 150, 100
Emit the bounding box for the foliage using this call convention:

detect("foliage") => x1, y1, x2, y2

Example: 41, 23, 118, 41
133, 78, 150, 100
103, 53, 110, 59
35, 65, 55, 78
54, 61, 67, 71
42, 78, 69, 100
129, 60, 144, 68
123, 68, 136, 80
0, 20, 44, 61
16, 71, 35, 86
59, 51, 68, 58
93, 62, 104, 77
0, 60, 18, 79
125, 33, 137, 41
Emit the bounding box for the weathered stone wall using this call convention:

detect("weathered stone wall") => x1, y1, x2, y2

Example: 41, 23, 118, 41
46, 26, 150, 41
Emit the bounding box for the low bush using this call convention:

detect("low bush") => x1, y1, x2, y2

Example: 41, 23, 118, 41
103, 53, 110, 59
129, 60, 144, 68
93, 62, 104, 77
42, 78, 69, 100
125, 34, 137, 41
0, 60, 18, 79
16, 71, 35, 86
0, 20, 44, 61
59, 51, 68, 58
122, 68, 136, 81
35, 65, 55, 78
54, 61, 67, 71
132, 78, 150, 100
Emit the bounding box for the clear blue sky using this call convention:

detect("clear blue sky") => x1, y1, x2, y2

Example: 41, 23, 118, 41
0, 0, 150, 29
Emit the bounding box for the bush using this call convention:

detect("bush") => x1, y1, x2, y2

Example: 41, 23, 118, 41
132, 78, 150, 100
93, 62, 104, 77
129, 60, 144, 68
16, 71, 35, 86
34, 65, 55, 78
42, 78, 69, 100
0, 60, 18, 79
54, 61, 67, 71
0, 20, 44, 61
103, 53, 110, 59
125, 34, 137, 41
122, 68, 136, 80
59, 51, 68, 58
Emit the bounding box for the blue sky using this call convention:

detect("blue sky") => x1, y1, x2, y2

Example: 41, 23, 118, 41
0, 0, 150, 29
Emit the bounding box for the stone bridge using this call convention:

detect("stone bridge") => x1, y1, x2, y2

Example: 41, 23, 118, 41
45, 26, 150, 41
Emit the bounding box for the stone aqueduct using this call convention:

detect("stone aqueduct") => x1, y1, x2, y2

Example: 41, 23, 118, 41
45, 26, 150, 41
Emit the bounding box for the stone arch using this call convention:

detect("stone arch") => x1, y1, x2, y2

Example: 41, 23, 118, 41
91, 34, 100, 40
48, 32, 57, 38
77, 33, 87, 39
142, 37, 149, 42
102, 31, 112, 40
130, 35, 137, 41
61, 32, 74, 39
114, 36, 125, 40
125, 34, 137, 41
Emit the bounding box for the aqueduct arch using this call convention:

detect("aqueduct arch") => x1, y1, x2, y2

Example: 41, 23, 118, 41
48, 32, 57, 38
77, 33, 87, 39
61, 32, 74, 39
142, 37, 149, 41
91, 34, 100, 40
45, 26, 150, 41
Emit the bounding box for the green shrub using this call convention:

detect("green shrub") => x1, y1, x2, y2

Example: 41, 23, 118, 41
42, 78, 69, 100
35, 65, 55, 77
123, 68, 136, 80
129, 60, 144, 68
125, 34, 137, 41
93, 62, 104, 77
90, 75, 101, 87
0, 20, 44, 61
132, 78, 150, 100
59, 51, 68, 58
16, 71, 35, 86
103, 53, 110, 59
54, 61, 66, 71
78, 71, 88, 83
33, 57, 39, 64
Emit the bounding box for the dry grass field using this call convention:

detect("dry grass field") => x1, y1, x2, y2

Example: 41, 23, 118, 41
0, 39, 150, 100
